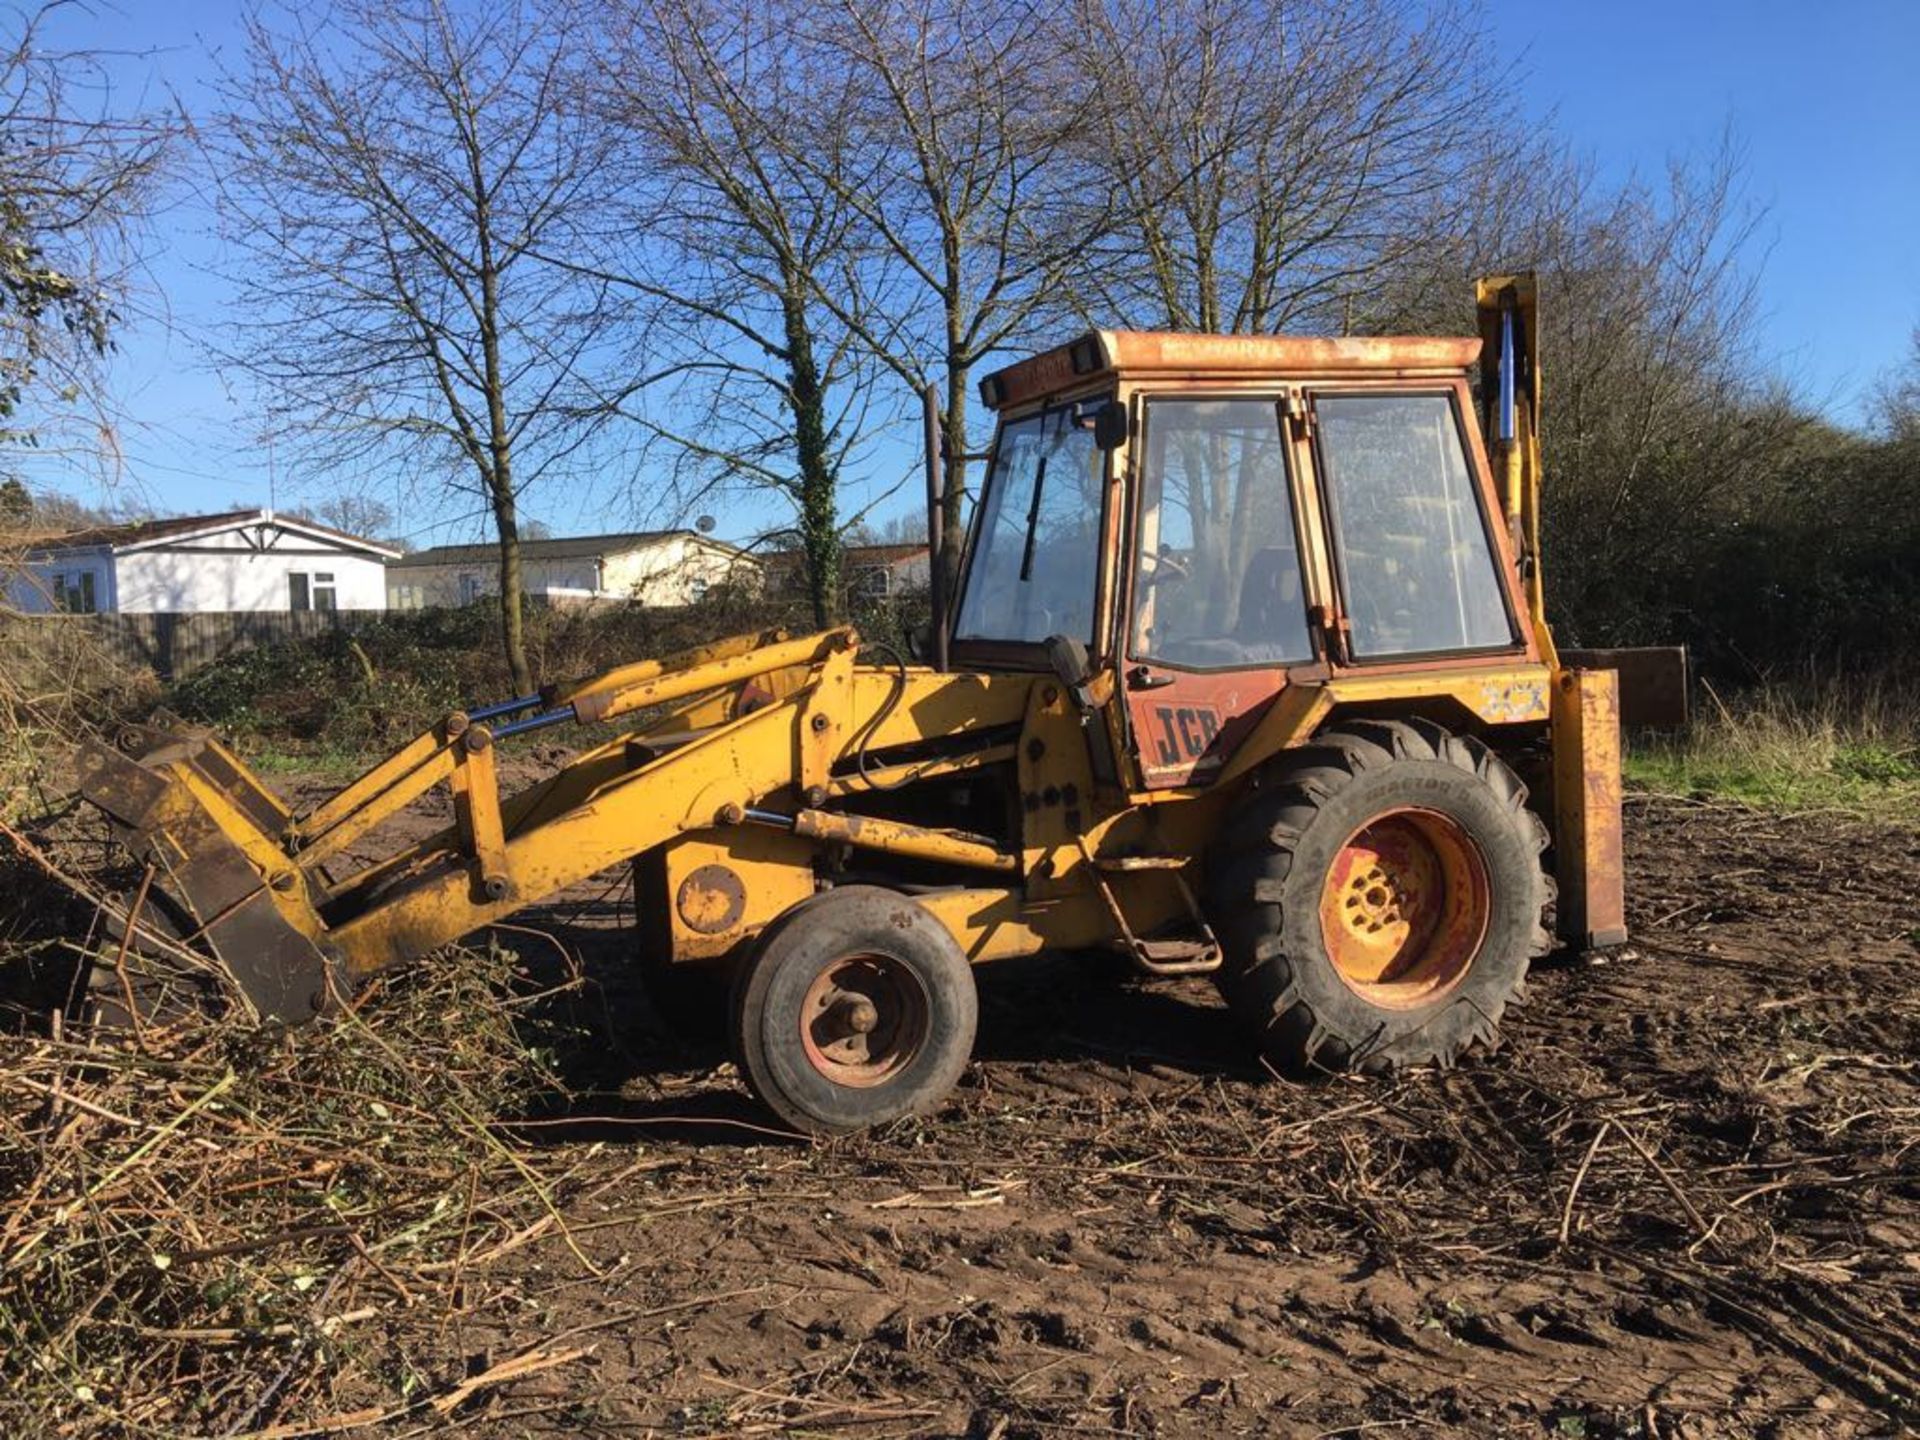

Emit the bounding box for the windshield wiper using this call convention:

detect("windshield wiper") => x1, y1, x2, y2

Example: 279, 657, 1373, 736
1018, 454, 1049, 582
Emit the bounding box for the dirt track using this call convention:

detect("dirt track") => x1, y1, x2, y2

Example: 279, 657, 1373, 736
298, 790, 1913, 1439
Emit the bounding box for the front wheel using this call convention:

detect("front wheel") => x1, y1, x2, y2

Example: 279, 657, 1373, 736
1205, 719, 1553, 1074
729, 886, 978, 1136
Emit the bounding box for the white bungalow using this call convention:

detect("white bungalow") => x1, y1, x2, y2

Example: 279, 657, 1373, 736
3, 508, 399, 614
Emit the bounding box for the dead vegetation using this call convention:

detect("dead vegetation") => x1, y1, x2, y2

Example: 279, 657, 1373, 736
0, 540, 157, 815
0, 852, 588, 1435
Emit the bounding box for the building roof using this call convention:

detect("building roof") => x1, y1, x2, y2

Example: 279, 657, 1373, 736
27, 508, 401, 559
390, 528, 746, 569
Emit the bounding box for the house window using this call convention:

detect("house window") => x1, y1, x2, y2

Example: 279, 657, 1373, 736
53, 570, 98, 614
288, 572, 338, 612
687, 576, 710, 603
459, 573, 483, 605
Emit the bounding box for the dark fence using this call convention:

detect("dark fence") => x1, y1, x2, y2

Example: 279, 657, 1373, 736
0, 610, 385, 681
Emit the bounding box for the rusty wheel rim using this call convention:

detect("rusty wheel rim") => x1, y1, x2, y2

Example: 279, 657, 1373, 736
1318, 808, 1490, 1010
799, 954, 929, 1088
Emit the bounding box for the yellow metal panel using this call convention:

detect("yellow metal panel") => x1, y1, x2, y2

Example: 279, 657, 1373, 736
847, 668, 1037, 749
797, 645, 856, 794
170, 763, 327, 946
1326, 666, 1552, 722
1016, 679, 1098, 899
1215, 684, 1336, 784
1213, 666, 1549, 786
1551, 668, 1627, 948
915, 886, 1120, 964
657, 829, 819, 961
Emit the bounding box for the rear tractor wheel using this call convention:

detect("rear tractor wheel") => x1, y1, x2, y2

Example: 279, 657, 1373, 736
729, 886, 978, 1136
1206, 719, 1552, 1074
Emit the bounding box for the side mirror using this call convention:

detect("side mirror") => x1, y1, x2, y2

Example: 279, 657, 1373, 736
1071, 398, 1129, 451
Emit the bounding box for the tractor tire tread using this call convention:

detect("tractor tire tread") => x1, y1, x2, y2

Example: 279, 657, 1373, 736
1206, 719, 1553, 1076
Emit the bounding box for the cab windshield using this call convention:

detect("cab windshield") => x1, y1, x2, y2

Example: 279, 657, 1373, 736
954, 401, 1104, 646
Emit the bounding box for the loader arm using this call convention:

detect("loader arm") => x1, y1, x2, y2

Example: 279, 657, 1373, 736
76, 627, 1038, 1020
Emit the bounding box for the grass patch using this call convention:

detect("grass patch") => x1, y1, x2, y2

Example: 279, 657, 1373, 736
1627, 679, 1920, 820
242, 742, 377, 782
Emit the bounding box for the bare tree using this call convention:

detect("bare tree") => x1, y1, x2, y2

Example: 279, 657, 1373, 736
1870, 328, 1920, 444
775, 0, 1108, 589
211, 0, 635, 690
309, 491, 395, 544
0, 3, 168, 477
1060, 0, 1514, 338
587, 0, 890, 627
1538, 150, 1773, 593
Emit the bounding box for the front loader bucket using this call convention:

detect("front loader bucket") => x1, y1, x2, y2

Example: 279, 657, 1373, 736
73, 723, 336, 1025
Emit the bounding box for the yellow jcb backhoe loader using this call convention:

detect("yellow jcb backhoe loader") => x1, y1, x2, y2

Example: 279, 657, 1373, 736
72, 274, 1679, 1135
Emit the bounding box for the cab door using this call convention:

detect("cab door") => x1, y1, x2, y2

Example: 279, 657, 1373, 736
1306, 389, 1525, 666
1120, 394, 1320, 788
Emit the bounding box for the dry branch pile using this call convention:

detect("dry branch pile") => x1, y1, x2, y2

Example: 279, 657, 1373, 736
0, 884, 588, 1436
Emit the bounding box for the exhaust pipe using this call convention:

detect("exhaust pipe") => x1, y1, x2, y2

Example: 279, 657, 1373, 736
922, 382, 949, 672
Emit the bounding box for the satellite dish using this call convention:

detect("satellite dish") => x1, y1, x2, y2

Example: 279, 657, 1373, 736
695, 514, 716, 533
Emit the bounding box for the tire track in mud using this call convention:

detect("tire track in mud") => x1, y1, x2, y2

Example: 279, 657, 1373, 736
431, 793, 1917, 1436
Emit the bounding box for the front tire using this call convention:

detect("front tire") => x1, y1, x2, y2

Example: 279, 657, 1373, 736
729, 886, 978, 1136
1205, 719, 1552, 1074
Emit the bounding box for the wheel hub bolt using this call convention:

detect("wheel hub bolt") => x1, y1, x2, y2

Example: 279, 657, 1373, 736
839, 997, 880, 1035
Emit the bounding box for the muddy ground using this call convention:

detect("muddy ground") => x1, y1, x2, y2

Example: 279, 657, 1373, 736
19, 782, 1919, 1438
252, 780, 1911, 1440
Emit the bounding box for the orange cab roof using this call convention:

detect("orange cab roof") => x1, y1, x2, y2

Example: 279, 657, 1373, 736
980, 330, 1484, 411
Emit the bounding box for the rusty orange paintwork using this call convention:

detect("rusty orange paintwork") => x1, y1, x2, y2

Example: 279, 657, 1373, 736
1318, 808, 1489, 1008
983, 331, 1487, 412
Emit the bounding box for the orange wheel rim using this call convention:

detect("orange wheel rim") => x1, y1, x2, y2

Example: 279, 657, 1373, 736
799, 954, 928, 1088
1318, 808, 1489, 1010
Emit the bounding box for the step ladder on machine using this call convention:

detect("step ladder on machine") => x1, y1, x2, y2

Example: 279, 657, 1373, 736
1074, 839, 1222, 976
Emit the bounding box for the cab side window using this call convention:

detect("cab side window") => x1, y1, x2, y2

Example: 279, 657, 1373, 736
1314, 393, 1516, 657
1130, 397, 1312, 670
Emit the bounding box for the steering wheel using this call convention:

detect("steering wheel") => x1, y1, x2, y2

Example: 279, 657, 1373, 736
1140, 549, 1191, 587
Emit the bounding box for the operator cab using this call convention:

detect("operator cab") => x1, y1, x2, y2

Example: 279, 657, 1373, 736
954, 330, 1533, 788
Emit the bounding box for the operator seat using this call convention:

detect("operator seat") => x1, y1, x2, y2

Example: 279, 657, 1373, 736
1232, 546, 1305, 661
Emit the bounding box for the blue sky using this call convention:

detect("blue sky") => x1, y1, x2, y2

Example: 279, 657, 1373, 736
18, 0, 1920, 542
1487, 0, 1920, 416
